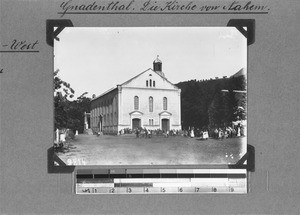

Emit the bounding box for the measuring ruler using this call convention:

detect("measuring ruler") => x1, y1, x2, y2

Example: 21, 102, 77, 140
75, 168, 247, 194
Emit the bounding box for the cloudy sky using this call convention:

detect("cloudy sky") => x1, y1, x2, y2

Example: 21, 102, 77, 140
54, 27, 246, 98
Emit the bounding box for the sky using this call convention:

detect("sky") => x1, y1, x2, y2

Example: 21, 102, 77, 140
54, 27, 247, 99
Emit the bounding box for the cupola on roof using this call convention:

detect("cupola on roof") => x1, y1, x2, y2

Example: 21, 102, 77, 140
153, 55, 162, 63
153, 55, 164, 77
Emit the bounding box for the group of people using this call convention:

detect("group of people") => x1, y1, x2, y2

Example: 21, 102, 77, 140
134, 128, 182, 138
118, 128, 132, 135
118, 124, 246, 140
182, 128, 206, 138
212, 124, 246, 139
182, 123, 246, 140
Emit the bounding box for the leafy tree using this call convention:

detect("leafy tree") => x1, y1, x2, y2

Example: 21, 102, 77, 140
68, 93, 91, 133
54, 69, 75, 99
54, 70, 91, 133
208, 91, 226, 127
176, 72, 246, 130
54, 69, 73, 130
224, 89, 238, 123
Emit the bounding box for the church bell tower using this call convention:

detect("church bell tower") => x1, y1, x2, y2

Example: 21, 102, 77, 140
153, 55, 164, 77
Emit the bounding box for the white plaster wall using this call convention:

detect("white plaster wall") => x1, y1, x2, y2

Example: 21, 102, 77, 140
119, 87, 181, 130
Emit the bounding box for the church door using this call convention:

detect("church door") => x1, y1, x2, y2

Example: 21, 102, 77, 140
132, 118, 141, 129
161, 119, 170, 131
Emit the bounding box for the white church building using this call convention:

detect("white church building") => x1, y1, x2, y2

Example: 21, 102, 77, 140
89, 57, 181, 135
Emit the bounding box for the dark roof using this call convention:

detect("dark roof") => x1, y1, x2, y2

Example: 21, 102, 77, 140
91, 87, 117, 101
231, 68, 246, 78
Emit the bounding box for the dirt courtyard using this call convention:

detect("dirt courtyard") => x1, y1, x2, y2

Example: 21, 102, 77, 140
55, 134, 247, 166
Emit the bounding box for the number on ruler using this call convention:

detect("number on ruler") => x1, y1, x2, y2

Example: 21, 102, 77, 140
145, 187, 149, 192
161, 187, 166, 192
212, 187, 217, 192
127, 187, 132, 193
110, 188, 115, 193
195, 187, 200, 192
0, 69, 3, 73
229, 187, 234, 192
179, 187, 183, 192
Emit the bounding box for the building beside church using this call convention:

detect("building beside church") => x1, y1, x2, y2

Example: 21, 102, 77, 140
89, 57, 181, 135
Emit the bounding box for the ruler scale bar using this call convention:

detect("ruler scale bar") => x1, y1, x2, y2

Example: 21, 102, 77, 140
76, 174, 246, 179
76, 169, 247, 194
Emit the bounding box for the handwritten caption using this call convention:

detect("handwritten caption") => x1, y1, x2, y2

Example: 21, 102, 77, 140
59, 0, 270, 16
1, 39, 39, 51
0, 39, 39, 73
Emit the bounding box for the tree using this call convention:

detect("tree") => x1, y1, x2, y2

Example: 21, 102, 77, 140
224, 89, 238, 123
54, 69, 74, 130
177, 73, 247, 130
69, 92, 91, 133
54, 69, 91, 133
208, 91, 226, 127
54, 69, 75, 99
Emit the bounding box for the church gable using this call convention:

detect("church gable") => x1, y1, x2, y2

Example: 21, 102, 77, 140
121, 68, 178, 90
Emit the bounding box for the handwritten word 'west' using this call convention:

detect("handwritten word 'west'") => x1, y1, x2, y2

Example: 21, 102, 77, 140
4, 39, 39, 51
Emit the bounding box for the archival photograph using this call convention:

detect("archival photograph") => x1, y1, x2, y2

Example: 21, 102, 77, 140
53, 27, 247, 166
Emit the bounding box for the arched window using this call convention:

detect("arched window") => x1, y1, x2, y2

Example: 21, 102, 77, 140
146, 80, 148, 87
134, 96, 139, 110
163, 97, 167, 110
153, 81, 155, 87
150, 79, 152, 87
149, 96, 153, 112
